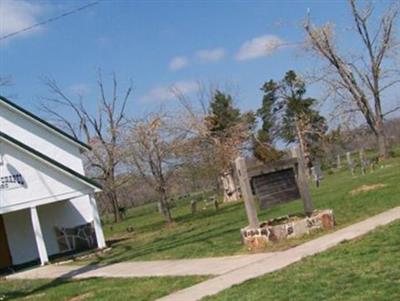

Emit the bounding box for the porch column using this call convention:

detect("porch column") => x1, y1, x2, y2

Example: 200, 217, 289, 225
89, 194, 106, 249
30, 206, 49, 266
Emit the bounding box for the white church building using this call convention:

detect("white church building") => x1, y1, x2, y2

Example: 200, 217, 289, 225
0, 95, 106, 270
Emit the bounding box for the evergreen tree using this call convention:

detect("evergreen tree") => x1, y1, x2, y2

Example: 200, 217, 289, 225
257, 71, 327, 167
204, 90, 255, 202
279, 71, 327, 168
206, 90, 241, 136
253, 80, 282, 162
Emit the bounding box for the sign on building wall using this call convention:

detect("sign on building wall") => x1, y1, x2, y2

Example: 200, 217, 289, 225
0, 174, 25, 191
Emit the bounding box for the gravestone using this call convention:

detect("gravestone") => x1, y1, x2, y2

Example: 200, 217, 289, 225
337, 154, 342, 169
221, 171, 240, 202
191, 199, 197, 215
311, 164, 323, 188
359, 149, 368, 176
346, 152, 355, 176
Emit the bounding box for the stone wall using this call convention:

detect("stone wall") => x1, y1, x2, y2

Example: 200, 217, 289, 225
241, 209, 335, 250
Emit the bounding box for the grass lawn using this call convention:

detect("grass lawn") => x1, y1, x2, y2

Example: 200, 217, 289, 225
0, 276, 207, 301
76, 155, 400, 265
204, 220, 400, 301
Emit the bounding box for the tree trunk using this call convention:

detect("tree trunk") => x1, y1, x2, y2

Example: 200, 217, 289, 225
109, 190, 122, 223
159, 187, 172, 224
376, 125, 388, 160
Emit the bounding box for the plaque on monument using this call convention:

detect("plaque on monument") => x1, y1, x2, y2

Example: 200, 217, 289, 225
246, 158, 302, 209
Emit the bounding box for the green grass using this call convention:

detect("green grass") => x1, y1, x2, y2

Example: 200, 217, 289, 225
0, 276, 207, 301
204, 220, 400, 301
77, 156, 400, 265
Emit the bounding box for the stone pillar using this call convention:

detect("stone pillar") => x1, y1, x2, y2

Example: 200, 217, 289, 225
30, 206, 49, 266
89, 194, 106, 249
292, 146, 314, 216
234, 157, 259, 229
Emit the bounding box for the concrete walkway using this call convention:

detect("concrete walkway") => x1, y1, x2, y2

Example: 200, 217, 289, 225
7, 206, 400, 301
7, 253, 275, 279
157, 206, 400, 301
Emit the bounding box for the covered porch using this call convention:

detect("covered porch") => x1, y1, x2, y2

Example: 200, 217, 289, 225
0, 196, 105, 270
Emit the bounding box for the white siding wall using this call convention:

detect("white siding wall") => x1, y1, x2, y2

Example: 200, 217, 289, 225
3, 209, 38, 265
0, 141, 91, 210
0, 103, 85, 174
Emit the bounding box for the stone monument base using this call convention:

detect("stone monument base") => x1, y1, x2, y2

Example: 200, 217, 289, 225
241, 209, 335, 250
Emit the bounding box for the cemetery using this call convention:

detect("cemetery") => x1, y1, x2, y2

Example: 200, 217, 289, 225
2, 0, 400, 300
71, 151, 400, 265
1, 152, 399, 301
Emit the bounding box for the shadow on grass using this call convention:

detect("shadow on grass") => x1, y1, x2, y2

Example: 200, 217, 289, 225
3, 265, 103, 300
96, 202, 247, 263
93, 204, 248, 264
125, 202, 243, 235
93, 218, 243, 265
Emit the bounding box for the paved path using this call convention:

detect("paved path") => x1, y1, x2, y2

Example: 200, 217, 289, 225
157, 206, 400, 301
7, 206, 400, 301
7, 253, 274, 279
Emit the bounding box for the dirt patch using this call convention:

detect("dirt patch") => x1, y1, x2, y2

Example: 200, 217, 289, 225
350, 184, 387, 196
68, 292, 93, 301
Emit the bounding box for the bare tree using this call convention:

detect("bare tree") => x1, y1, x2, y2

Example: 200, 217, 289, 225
125, 112, 187, 224
41, 72, 133, 223
304, 0, 400, 159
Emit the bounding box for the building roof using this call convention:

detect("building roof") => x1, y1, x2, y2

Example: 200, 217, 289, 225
0, 131, 102, 191
0, 96, 91, 151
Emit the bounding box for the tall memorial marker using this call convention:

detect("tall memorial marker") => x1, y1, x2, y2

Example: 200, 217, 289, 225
235, 145, 334, 250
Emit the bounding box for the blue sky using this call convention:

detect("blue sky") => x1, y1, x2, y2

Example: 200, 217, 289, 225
0, 0, 396, 122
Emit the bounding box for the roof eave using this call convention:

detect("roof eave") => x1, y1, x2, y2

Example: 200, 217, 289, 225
0, 131, 102, 191
0, 96, 92, 151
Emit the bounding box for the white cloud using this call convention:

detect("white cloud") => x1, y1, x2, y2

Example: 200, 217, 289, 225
235, 35, 284, 61
140, 81, 198, 102
169, 48, 225, 71
69, 83, 90, 95
0, 0, 44, 39
196, 47, 225, 63
169, 56, 189, 71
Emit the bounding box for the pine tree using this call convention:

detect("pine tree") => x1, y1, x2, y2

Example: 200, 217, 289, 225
257, 71, 327, 168
279, 71, 327, 169
205, 90, 255, 202
206, 90, 241, 136
253, 80, 282, 162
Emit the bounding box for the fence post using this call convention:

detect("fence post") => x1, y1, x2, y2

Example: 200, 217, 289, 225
234, 157, 259, 229
292, 146, 314, 216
